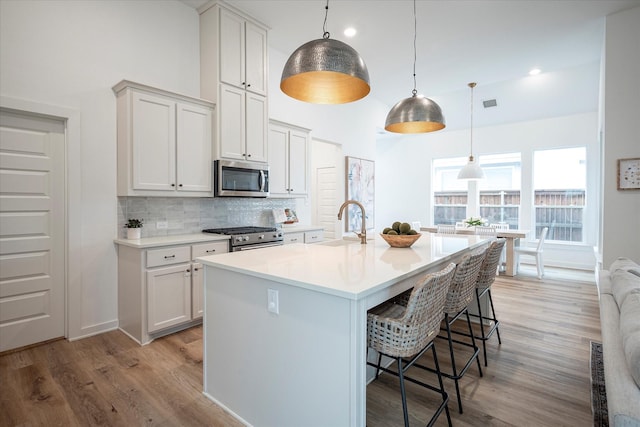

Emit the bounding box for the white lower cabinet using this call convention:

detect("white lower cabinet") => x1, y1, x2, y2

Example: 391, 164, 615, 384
191, 241, 228, 319
283, 229, 324, 245
283, 232, 304, 244
117, 239, 228, 345
147, 263, 192, 333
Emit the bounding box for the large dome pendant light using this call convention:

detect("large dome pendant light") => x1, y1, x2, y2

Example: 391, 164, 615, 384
384, 0, 445, 133
458, 82, 485, 180
280, 0, 370, 104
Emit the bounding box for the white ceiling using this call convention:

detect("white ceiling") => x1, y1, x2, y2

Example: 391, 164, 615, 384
181, 0, 640, 130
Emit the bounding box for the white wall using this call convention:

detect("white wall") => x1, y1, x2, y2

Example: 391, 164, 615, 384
602, 6, 640, 267
0, 0, 201, 339
376, 112, 600, 270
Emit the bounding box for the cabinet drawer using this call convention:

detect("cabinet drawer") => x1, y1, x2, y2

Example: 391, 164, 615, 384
147, 246, 190, 268
304, 230, 324, 244
283, 232, 304, 244
192, 241, 229, 259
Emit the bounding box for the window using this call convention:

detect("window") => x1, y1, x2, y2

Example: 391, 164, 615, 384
433, 157, 467, 224
533, 147, 586, 242
478, 153, 521, 229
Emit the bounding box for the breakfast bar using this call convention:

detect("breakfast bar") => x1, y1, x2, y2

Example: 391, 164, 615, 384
198, 233, 489, 426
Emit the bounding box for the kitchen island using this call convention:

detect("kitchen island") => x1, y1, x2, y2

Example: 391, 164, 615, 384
198, 233, 490, 426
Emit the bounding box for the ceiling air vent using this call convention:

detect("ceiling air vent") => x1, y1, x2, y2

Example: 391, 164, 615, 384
483, 99, 497, 108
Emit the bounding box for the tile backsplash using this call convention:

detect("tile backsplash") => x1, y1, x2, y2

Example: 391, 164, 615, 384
117, 197, 296, 239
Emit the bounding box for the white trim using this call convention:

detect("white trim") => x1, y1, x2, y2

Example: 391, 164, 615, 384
68, 321, 119, 342
0, 96, 82, 341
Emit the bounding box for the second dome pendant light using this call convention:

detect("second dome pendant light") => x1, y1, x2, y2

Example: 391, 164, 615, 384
384, 0, 445, 133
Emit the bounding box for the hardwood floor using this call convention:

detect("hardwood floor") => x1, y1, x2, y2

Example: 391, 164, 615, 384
0, 270, 600, 427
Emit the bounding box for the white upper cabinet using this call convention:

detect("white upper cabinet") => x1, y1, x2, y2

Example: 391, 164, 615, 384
114, 80, 214, 197
200, 2, 269, 164
268, 120, 310, 197
219, 7, 267, 96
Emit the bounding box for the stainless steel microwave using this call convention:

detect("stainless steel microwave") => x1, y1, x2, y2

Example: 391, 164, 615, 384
214, 160, 269, 197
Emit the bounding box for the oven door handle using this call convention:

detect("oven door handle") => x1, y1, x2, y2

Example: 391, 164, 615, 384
259, 170, 266, 192
235, 242, 283, 251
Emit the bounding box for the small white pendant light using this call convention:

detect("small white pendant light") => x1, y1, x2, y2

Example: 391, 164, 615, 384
280, 0, 370, 104
458, 82, 485, 180
384, 0, 445, 133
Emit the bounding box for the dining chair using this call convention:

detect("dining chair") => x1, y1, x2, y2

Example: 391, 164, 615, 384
489, 223, 509, 271
437, 224, 456, 234
474, 226, 497, 236
490, 223, 509, 231
455, 222, 467, 232
514, 227, 549, 279
367, 263, 456, 427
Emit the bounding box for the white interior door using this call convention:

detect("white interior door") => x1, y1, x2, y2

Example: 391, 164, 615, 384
316, 167, 338, 240
311, 139, 343, 240
0, 109, 65, 352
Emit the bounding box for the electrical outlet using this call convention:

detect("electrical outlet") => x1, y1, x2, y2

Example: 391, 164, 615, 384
156, 221, 168, 229
267, 289, 279, 314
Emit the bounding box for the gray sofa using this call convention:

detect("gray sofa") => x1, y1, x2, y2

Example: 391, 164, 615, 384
596, 257, 640, 426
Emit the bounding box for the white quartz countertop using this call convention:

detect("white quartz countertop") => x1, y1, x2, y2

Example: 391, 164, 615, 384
280, 224, 324, 233
114, 233, 229, 249
198, 233, 490, 300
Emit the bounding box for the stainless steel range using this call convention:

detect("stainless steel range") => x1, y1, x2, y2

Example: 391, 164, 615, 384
202, 226, 284, 252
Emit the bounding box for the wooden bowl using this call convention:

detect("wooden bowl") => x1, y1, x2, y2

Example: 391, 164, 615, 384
380, 233, 422, 248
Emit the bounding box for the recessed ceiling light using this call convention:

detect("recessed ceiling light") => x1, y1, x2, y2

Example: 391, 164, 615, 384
344, 27, 357, 38
529, 68, 541, 76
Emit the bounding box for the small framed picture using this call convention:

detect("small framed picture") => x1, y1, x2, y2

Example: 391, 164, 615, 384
617, 158, 640, 190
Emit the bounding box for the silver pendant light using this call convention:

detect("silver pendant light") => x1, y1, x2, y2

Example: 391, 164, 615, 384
384, 0, 445, 133
280, 0, 370, 104
458, 82, 486, 180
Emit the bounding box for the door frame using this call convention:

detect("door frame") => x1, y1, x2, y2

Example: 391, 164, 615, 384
1, 96, 82, 341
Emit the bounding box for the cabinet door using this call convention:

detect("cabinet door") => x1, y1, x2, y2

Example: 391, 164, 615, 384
245, 21, 267, 96
132, 91, 176, 191
288, 129, 309, 196
268, 124, 289, 195
219, 84, 246, 160
147, 264, 191, 333
245, 93, 268, 162
219, 7, 245, 89
176, 102, 213, 192
191, 262, 204, 320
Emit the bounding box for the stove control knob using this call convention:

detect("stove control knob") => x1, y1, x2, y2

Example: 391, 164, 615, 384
243, 235, 250, 242
235, 236, 243, 243
258, 234, 265, 240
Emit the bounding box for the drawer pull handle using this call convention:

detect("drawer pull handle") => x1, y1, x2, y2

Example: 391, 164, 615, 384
206, 249, 216, 253
164, 255, 176, 259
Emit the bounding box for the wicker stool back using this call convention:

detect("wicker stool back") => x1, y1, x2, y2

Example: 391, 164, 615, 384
367, 263, 456, 358
444, 249, 487, 316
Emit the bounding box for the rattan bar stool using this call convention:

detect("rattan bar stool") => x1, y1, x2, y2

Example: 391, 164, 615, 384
470, 238, 506, 366
367, 263, 457, 427
437, 249, 487, 414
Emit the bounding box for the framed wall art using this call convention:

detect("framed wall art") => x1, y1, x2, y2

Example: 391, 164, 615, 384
617, 157, 640, 190
345, 156, 375, 232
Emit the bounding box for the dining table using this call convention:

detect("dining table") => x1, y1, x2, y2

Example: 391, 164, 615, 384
421, 226, 529, 276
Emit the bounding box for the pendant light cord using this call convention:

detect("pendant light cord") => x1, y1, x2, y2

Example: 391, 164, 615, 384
469, 82, 476, 159
412, 0, 417, 96
322, 0, 330, 39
